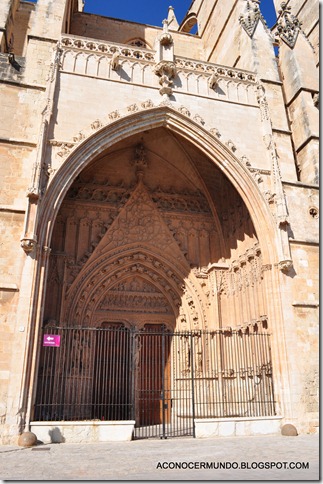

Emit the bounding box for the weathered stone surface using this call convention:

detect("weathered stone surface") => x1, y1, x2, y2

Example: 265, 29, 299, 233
0, 0, 318, 444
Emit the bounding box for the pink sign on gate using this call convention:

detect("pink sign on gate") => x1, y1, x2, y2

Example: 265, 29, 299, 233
43, 334, 61, 347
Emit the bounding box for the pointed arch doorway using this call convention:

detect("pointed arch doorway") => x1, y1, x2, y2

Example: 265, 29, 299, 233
32, 113, 279, 440
92, 272, 176, 438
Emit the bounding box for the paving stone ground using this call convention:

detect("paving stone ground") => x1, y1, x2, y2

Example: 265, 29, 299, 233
0, 434, 319, 481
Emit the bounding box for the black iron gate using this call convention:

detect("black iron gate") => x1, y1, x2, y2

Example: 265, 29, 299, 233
34, 324, 276, 439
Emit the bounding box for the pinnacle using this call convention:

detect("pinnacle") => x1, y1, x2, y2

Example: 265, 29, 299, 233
167, 5, 179, 30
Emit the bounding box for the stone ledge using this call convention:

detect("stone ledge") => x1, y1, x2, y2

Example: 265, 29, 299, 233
0, 205, 26, 213
30, 420, 135, 443
0, 283, 19, 292
195, 416, 282, 438
292, 301, 319, 308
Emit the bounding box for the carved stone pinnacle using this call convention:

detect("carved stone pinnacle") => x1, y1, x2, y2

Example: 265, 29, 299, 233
275, 2, 302, 49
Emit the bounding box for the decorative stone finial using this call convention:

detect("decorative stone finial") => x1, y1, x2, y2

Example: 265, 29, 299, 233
275, 2, 302, 48
239, 0, 267, 38
160, 19, 173, 46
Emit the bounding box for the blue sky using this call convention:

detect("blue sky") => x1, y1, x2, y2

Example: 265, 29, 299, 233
83, 0, 277, 28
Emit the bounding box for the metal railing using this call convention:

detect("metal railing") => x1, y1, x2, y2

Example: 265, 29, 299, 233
34, 324, 275, 438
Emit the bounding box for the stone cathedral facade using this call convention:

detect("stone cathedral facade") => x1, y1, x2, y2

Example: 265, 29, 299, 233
0, 0, 318, 444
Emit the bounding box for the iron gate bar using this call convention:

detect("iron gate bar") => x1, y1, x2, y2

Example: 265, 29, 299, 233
190, 332, 196, 438
34, 325, 276, 438
161, 329, 166, 439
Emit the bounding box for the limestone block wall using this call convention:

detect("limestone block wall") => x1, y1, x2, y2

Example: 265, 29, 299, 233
0, 0, 319, 442
0, 0, 19, 52
0, 83, 43, 143
278, 240, 319, 433
70, 13, 202, 59
7, 1, 35, 56
273, 1, 319, 185
179, 0, 299, 186
48, 35, 270, 178
0, 209, 25, 430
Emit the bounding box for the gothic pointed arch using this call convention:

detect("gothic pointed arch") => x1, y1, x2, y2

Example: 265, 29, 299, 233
39, 105, 279, 267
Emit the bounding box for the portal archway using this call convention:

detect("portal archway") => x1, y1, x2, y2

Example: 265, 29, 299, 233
30, 106, 290, 433
38, 106, 279, 267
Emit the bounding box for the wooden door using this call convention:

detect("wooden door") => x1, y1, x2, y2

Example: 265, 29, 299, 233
137, 324, 171, 427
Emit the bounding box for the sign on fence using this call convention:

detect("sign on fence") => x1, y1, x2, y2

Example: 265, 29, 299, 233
43, 334, 61, 347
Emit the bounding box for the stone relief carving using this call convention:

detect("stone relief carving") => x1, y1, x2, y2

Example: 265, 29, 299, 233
99, 277, 172, 314
208, 72, 218, 89
127, 103, 139, 112
312, 93, 319, 109
278, 259, 293, 272
60, 34, 258, 106
226, 140, 237, 152
153, 60, 176, 96
274, 2, 302, 49
20, 236, 37, 253
61, 183, 211, 292
256, 84, 270, 121
239, 0, 268, 38
140, 99, 154, 109
108, 110, 120, 120
55, 157, 211, 328
210, 244, 270, 327
27, 45, 62, 200
210, 127, 221, 138
127, 39, 149, 49
73, 131, 85, 143
49, 101, 262, 197
91, 119, 103, 130
47, 164, 270, 333
67, 250, 205, 328
255, 82, 293, 270
61, 36, 155, 61
177, 105, 191, 116
110, 52, 120, 70
175, 58, 256, 83
193, 114, 205, 125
